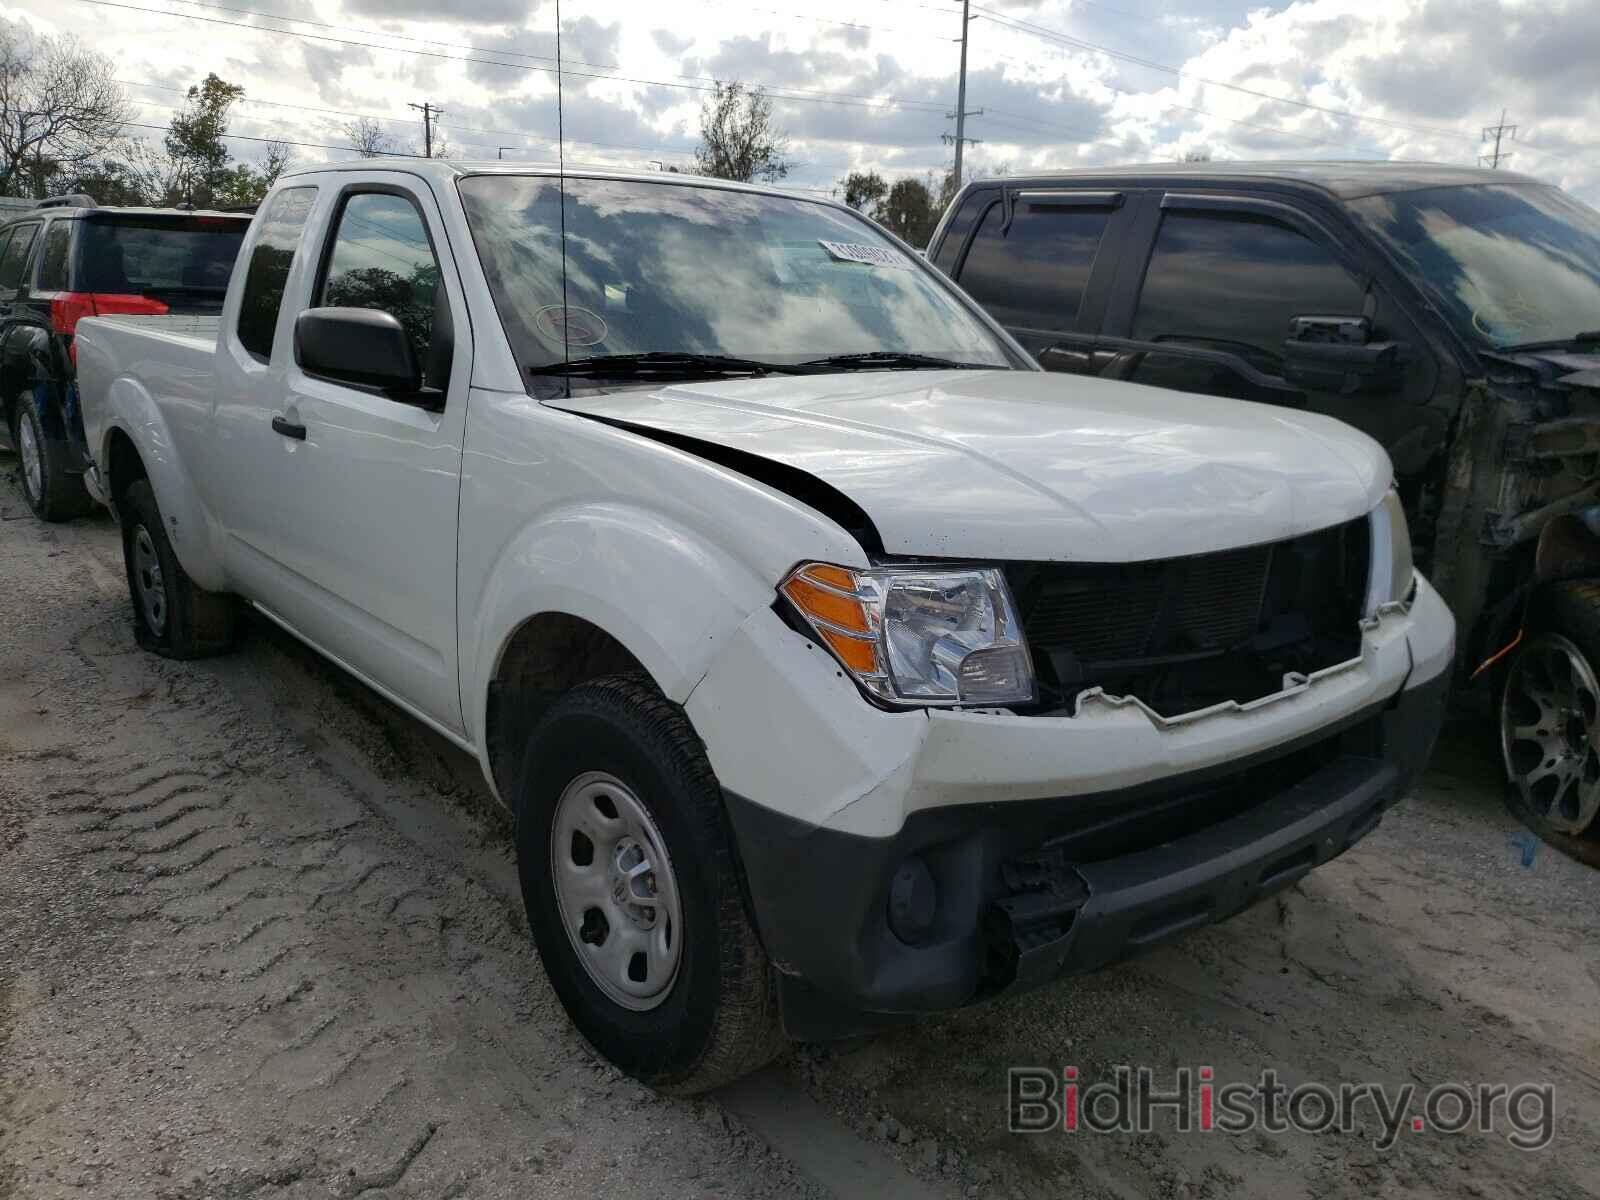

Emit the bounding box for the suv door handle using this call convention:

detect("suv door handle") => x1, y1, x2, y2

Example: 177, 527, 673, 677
271, 415, 306, 441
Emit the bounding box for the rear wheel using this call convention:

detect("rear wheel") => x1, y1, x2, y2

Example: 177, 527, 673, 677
1500, 583, 1600, 835
514, 674, 783, 1093
13, 391, 91, 522
120, 479, 238, 659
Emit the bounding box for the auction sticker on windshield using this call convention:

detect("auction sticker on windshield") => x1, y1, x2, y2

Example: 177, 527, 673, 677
818, 240, 908, 268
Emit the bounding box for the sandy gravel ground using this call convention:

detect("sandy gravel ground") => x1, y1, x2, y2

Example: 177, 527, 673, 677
2, 457, 1598, 1200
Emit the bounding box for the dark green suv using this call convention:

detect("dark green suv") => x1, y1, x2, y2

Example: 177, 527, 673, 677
0, 195, 249, 520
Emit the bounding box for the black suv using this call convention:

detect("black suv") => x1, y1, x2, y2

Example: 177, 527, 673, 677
928, 162, 1600, 839
0, 195, 250, 520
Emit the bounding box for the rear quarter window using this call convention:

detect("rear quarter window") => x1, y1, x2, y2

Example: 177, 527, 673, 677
0, 223, 40, 290
37, 223, 72, 291
236, 187, 318, 362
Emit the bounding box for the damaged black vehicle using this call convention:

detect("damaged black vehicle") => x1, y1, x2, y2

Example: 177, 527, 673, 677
927, 162, 1600, 842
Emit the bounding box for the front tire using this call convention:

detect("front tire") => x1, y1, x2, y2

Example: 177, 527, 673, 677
514, 675, 782, 1093
120, 480, 238, 659
1500, 582, 1600, 835
14, 391, 91, 522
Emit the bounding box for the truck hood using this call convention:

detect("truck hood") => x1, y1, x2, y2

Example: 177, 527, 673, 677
548, 370, 1390, 563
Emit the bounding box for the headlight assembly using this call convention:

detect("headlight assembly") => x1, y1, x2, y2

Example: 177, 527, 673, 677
1366, 487, 1415, 615
781, 562, 1035, 707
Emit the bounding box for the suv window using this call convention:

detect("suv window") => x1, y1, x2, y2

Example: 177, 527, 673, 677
237, 186, 317, 362
1132, 211, 1365, 372
37, 222, 71, 291
317, 191, 440, 369
0, 223, 40, 290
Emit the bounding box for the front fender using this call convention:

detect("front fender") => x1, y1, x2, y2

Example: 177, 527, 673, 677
465, 501, 780, 749
96, 377, 229, 592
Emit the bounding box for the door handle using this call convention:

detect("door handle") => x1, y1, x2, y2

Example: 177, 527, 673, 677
271, 415, 306, 441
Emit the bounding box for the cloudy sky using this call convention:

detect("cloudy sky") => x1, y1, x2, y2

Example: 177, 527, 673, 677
7, 0, 1600, 203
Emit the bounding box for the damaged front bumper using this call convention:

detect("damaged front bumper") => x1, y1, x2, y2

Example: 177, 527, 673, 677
687, 574, 1454, 1039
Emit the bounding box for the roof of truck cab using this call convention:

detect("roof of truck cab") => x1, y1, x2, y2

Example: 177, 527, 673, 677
974, 160, 1542, 201
278, 159, 842, 203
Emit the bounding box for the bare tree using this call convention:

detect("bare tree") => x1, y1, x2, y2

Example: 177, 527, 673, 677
259, 139, 292, 186
0, 25, 129, 198
344, 116, 397, 159
693, 81, 789, 183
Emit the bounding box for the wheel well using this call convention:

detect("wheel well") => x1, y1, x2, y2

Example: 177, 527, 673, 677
484, 613, 650, 800
105, 428, 147, 508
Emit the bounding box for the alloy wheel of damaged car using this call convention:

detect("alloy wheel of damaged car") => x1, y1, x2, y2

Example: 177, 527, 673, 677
1500, 631, 1600, 834
515, 674, 780, 1093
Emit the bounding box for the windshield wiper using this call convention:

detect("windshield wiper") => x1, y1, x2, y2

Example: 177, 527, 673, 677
528, 352, 816, 378
1499, 330, 1600, 353
798, 351, 995, 371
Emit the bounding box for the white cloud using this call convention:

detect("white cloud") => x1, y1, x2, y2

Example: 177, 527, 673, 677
10, 0, 1598, 203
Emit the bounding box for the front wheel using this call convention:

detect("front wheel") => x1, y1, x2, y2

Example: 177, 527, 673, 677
1500, 583, 1600, 835
514, 675, 783, 1093
120, 480, 238, 659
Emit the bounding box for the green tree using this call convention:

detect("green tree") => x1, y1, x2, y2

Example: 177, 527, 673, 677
873, 176, 937, 246
693, 81, 789, 183
164, 73, 244, 206
841, 170, 887, 212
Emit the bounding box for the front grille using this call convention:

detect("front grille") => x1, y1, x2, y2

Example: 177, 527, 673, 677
1006, 517, 1370, 716
1022, 543, 1272, 666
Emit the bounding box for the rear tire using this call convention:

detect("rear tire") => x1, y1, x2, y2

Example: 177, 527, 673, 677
1499, 581, 1600, 835
14, 391, 91, 522
514, 674, 783, 1094
120, 479, 238, 659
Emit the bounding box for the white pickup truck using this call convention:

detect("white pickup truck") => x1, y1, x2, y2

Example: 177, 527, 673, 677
75, 162, 1454, 1093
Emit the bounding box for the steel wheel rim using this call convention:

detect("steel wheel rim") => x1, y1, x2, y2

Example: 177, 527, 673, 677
551, 770, 683, 1011
18, 413, 42, 501
1501, 632, 1600, 834
130, 525, 168, 636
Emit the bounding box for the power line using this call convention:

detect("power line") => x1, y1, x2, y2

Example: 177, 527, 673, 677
72, 0, 951, 115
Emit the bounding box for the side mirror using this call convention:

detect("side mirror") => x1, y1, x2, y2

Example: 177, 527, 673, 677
295, 307, 421, 394
1282, 314, 1404, 394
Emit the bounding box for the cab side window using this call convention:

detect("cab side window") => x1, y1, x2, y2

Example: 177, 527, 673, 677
0, 223, 40, 291
957, 202, 1113, 333
236, 186, 318, 362
1131, 211, 1365, 372
318, 192, 441, 374
929, 189, 992, 276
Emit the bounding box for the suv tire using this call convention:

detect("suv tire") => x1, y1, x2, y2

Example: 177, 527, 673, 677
120, 479, 238, 659
14, 391, 92, 522
514, 674, 783, 1093
1499, 580, 1600, 835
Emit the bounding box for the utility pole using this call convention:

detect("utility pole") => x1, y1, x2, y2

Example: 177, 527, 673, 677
409, 101, 442, 158
1481, 109, 1516, 169
945, 0, 982, 191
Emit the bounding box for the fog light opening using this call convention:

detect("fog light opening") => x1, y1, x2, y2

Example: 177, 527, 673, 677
887, 856, 938, 945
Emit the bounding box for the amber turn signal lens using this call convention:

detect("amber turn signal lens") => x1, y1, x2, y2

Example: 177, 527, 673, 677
818, 627, 879, 674
781, 572, 871, 635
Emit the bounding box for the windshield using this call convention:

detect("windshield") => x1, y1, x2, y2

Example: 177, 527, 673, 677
457, 175, 1015, 382
78, 218, 246, 299
1350, 183, 1600, 350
